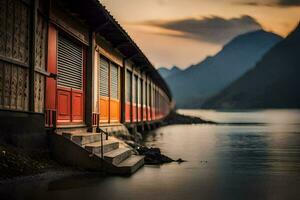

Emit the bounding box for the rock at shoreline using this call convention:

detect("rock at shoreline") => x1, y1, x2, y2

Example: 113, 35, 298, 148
162, 111, 216, 126
135, 145, 186, 165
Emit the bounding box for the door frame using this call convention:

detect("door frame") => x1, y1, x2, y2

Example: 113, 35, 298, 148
46, 24, 86, 127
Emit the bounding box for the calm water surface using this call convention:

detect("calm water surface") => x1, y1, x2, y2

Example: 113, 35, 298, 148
1, 110, 300, 200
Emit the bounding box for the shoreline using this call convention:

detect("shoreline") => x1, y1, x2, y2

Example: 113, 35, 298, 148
0, 112, 213, 182
161, 111, 217, 126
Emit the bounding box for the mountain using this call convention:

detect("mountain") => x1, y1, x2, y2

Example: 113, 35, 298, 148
203, 23, 300, 109
158, 66, 182, 79
164, 30, 283, 108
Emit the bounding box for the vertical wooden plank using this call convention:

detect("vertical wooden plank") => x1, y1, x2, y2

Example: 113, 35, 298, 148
40, 74, 45, 113
35, 13, 47, 70
5, 0, 14, 59
34, 73, 38, 112
0, 0, 7, 57
0, 61, 3, 108
24, 69, 29, 111
20, 1, 29, 64
35, 15, 41, 69
3, 63, 11, 109
14, 1, 21, 110
41, 15, 47, 70
29, 0, 38, 111
10, 64, 18, 109
13, 0, 20, 61
16, 66, 23, 110
34, 13, 46, 113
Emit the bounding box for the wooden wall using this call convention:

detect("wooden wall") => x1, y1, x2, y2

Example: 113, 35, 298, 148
0, 0, 30, 111
0, 0, 47, 113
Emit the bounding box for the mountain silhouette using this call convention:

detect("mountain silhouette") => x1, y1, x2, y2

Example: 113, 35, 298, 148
203, 23, 300, 109
158, 66, 182, 79
164, 30, 282, 108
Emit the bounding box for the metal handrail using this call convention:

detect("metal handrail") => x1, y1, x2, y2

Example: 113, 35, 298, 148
94, 113, 109, 159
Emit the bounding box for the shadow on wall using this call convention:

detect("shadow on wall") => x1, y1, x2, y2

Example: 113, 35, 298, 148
0, 110, 47, 149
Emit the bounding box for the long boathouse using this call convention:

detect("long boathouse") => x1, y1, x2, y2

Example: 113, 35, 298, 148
0, 0, 172, 175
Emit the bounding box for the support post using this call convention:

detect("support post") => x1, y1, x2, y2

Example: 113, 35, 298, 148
86, 31, 95, 129
120, 58, 126, 123
141, 71, 144, 124
29, 0, 38, 111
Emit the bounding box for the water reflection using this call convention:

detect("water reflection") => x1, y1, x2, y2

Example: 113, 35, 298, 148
47, 173, 107, 191
1, 110, 300, 200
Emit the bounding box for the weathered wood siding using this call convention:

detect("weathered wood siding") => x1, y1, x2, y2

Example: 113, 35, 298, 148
34, 12, 48, 113
0, 0, 30, 111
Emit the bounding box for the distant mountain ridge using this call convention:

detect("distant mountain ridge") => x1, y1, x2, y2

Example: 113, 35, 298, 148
164, 30, 283, 108
158, 66, 182, 79
202, 23, 300, 109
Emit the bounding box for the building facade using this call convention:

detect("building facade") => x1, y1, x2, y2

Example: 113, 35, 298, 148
0, 0, 172, 148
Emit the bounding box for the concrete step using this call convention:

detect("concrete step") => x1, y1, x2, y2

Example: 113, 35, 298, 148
85, 140, 119, 154
116, 155, 145, 175
63, 132, 104, 146
102, 148, 132, 165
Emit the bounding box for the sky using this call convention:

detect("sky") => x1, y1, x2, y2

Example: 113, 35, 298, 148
101, 0, 300, 69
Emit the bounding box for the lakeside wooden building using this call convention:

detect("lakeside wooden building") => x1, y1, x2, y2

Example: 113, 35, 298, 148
0, 0, 172, 174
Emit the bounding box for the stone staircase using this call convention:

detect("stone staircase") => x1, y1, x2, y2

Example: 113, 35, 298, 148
50, 131, 144, 175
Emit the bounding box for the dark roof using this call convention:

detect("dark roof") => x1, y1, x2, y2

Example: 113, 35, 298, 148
60, 0, 172, 100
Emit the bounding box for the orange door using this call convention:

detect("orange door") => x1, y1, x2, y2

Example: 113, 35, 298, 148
99, 57, 109, 123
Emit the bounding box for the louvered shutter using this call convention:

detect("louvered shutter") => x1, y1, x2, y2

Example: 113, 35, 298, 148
57, 34, 83, 90
110, 63, 118, 99
133, 75, 137, 103
148, 84, 151, 107
138, 78, 142, 105
100, 57, 109, 97
142, 81, 147, 106
126, 70, 131, 102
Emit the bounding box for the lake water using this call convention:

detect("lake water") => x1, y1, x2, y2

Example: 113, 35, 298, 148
1, 109, 300, 200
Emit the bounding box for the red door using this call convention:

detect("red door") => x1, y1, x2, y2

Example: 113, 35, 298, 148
56, 33, 85, 124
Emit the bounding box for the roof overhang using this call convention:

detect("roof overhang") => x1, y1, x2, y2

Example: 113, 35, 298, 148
58, 0, 172, 100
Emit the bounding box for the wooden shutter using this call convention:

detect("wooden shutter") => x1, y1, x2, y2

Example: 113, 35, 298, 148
57, 34, 83, 90
138, 78, 142, 105
99, 57, 109, 97
110, 63, 118, 99
148, 84, 151, 107
133, 75, 138, 103
143, 80, 146, 106
126, 70, 132, 102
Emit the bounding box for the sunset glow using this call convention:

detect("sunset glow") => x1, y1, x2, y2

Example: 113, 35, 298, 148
101, 0, 300, 68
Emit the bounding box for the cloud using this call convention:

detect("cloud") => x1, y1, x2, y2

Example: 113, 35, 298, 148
238, 0, 300, 7
156, 0, 170, 5
141, 15, 262, 44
